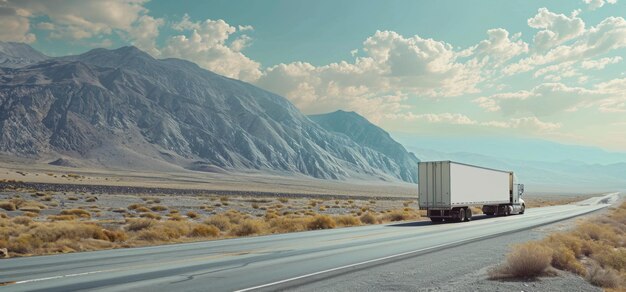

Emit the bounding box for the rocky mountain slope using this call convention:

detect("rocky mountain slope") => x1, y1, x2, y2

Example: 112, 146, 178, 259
0, 45, 418, 183
309, 110, 419, 182
0, 42, 49, 68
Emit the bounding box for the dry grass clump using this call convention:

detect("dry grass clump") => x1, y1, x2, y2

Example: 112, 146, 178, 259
334, 215, 360, 227
12, 216, 33, 226
489, 242, 553, 279
139, 212, 161, 220
381, 209, 419, 222
134, 206, 151, 213
203, 215, 231, 231
189, 224, 219, 237
0, 201, 17, 211
492, 201, 626, 289
586, 263, 621, 288
186, 211, 199, 219
126, 218, 156, 231
308, 215, 336, 230
150, 205, 168, 212
231, 219, 266, 236
268, 216, 310, 233
278, 198, 289, 203
47, 214, 78, 221
60, 209, 91, 218
359, 212, 378, 224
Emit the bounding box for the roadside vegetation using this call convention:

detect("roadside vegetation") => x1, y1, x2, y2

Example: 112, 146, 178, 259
489, 201, 626, 289
0, 192, 423, 258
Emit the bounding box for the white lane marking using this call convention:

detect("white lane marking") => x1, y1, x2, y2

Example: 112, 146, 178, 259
234, 204, 608, 292
14, 270, 110, 284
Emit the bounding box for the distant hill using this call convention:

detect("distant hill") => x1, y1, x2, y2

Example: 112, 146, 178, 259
0, 41, 49, 68
397, 137, 626, 192
310, 110, 419, 182
0, 44, 418, 183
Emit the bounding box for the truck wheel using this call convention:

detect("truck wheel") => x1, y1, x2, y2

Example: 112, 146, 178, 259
505, 206, 512, 216
455, 208, 465, 222
520, 204, 525, 214
464, 208, 472, 222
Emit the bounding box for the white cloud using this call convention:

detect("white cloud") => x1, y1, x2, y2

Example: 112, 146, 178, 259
482, 117, 561, 131
583, 0, 618, 10
0, 6, 36, 43
125, 15, 163, 56
504, 12, 626, 75
5, 0, 149, 40
467, 28, 528, 66
580, 56, 622, 69
255, 30, 490, 120
474, 83, 598, 116
386, 112, 560, 133
161, 15, 261, 81
527, 8, 585, 52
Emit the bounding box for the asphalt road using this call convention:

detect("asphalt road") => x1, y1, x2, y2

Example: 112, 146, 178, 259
0, 193, 619, 292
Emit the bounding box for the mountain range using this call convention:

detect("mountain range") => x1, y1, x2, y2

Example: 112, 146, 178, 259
0, 41, 419, 183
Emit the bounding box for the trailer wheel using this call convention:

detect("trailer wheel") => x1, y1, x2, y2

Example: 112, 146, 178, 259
464, 208, 472, 222
454, 208, 465, 222
505, 206, 512, 216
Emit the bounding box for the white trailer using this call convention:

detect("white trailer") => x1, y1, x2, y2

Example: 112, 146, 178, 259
418, 161, 525, 223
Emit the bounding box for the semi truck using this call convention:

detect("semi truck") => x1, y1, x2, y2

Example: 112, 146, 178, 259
418, 161, 525, 223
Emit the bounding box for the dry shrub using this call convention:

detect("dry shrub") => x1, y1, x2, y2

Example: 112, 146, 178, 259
576, 223, 619, 245
252, 203, 259, 209
308, 215, 336, 230
586, 264, 620, 288
150, 205, 168, 212
139, 212, 161, 220
12, 216, 33, 226
544, 233, 584, 258
134, 206, 151, 213
23, 212, 38, 218
204, 215, 232, 231
232, 219, 266, 236
318, 206, 326, 211
189, 224, 219, 237
127, 203, 144, 210
47, 215, 77, 221
31, 222, 108, 243
334, 215, 360, 227
168, 214, 184, 221
0, 212, 9, 219
126, 219, 156, 231
186, 211, 199, 219
60, 209, 91, 218
490, 242, 552, 279
381, 209, 418, 222
278, 198, 289, 203
269, 216, 310, 233
550, 245, 586, 276
591, 248, 626, 272
0, 201, 17, 211
103, 229, 128, 242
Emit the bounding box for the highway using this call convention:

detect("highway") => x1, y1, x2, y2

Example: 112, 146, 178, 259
0, 193, 619, 292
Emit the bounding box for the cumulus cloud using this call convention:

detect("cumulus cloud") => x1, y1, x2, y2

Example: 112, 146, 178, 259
583, 0, 618, 10
5, 0, 149, 40
504, 10, 626, 75
0, 6, 36, 43
386, 112, 560, 133
161, 14, 261, 81
580, 56, 622, 69
466, 28, 528, 66
474, 83, 598, 116
527, 8, 585, 52
256, 30, 494, 119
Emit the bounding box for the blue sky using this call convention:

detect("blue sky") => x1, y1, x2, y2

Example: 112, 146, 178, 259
1, 0, 626, 151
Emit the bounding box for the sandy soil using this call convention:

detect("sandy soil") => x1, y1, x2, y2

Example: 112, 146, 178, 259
0, 157, 418, 198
